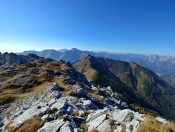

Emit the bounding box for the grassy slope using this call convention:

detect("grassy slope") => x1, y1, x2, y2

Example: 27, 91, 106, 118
74, 56, 175, 120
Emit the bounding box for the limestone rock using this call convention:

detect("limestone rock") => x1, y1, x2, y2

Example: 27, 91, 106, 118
37, 119, 65, 132
97, 120, 112, 132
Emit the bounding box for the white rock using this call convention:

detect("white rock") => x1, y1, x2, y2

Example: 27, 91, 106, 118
114, 126, 122, 132
86, 109, 107, 122
83, 100, 92, 107
112, 109, 134, 123
74, 128, 82, 132
87, 114, 107, 132
60, 121, 73, 132
37, 119, 65, 132
10, 106, 48, 129
78, 110, 85, 117
125, 120, 140, 132
41, 114, 49, 122
50, 97, 67, 110
48, 98, 56, 106
156, 117, 168, 124
97, 120, 112, 132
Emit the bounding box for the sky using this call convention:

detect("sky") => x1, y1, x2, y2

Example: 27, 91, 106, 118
0, 0, 175, 55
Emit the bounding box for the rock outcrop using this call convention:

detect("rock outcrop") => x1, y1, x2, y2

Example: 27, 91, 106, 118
1, 81, 172, 132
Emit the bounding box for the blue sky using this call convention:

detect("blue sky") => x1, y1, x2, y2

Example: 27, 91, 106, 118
0, 0, 175, 55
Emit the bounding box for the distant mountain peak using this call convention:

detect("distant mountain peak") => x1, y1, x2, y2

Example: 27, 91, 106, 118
70, 48, 80, 51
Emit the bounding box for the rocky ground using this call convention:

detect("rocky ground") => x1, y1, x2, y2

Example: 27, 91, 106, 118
1, 81, 172, 132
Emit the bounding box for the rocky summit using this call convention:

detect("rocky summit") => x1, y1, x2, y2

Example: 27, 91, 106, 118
2, 82, 174, 132
0, 53, 175, 132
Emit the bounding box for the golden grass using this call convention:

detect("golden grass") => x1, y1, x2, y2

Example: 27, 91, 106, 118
138, 116, 175, 132
4, 122, 13, 132
91, 128, 99, 132
5, 117, 41, 132
45, 107, 58, 114
121, 125, 126, 132
0, 82, 53, 116
55, 77, 71, 96
80, 124, 89, 132
0, 95, 17, 104
84, 68, 98, 82
108, 119, 118, 131
89, 92, 105, 103
15, 117, 41, 132
71, 110, 79, 117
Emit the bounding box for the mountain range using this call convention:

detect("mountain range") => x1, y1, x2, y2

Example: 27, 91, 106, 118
19, 48, 175, 76
1, 52, 175, 118
1, 52, 175, 132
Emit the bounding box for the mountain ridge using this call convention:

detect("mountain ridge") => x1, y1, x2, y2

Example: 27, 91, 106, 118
1, 52, 175, 132
73, 55, 175, 120
19, 48, 175, 76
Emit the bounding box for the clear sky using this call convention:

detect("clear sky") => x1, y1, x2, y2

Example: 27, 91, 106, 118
0, 0, 175, 55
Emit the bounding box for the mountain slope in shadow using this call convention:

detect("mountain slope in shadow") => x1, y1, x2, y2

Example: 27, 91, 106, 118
73, 55, 175, 120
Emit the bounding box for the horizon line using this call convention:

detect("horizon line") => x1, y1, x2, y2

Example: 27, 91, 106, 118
1, 48, 175, 58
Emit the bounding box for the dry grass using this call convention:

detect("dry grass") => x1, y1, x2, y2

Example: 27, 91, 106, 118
129, 125, 133, 132
4, 122, 13, 132
45, 107, 58, 114
0, 95, 17, 105
91, 128, 99, 132
15, 117, 41, 132
1, 82, 52, 117
5, 117, 41, 132
89, 92, 105, 103
80, 124, 89, 132
55, 77, 71, 96
84, 68, 98, 82
138, 116, 175, 132
109, 119, 118, 131
121, 125, 126, 132
71, 110, 79, 117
